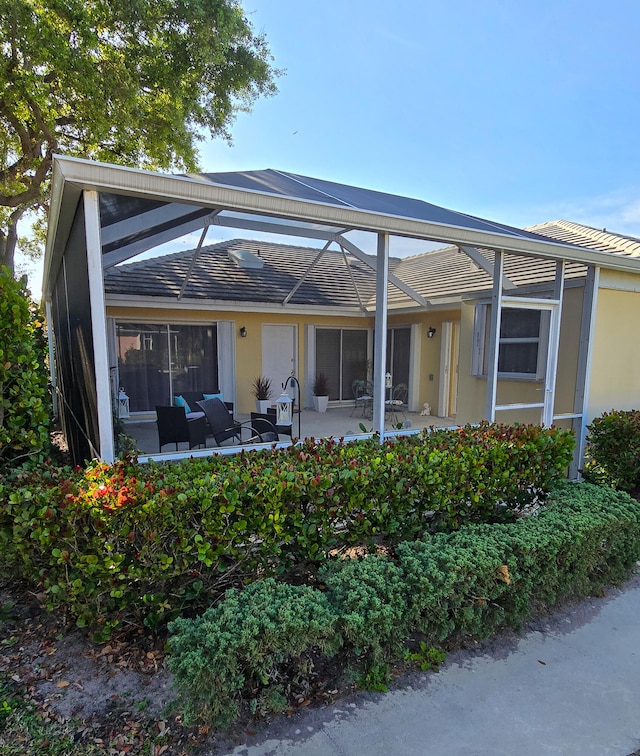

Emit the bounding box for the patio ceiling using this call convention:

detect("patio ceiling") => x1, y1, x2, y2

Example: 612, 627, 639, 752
43, 156, 640, 300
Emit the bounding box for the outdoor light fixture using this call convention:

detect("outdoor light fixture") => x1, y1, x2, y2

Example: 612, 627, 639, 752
427, 327, 437, 339
239, 326, 247, 337
276, 391, 293, 426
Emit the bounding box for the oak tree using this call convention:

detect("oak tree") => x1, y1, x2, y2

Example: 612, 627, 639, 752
0, 0, 278, 271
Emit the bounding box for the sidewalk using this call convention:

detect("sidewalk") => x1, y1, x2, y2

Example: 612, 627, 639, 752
222, 572, 640, 756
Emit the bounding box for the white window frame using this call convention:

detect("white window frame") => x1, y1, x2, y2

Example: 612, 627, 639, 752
472, 303, 549, 381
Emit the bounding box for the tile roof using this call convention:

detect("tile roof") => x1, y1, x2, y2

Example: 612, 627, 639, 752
104, 239, 378, 309
525, 219, 640, 257
104, 221, 640, 310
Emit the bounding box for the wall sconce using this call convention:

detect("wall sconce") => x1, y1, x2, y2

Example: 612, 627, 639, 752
427, 327, 437, 339
239, 326, 247, 338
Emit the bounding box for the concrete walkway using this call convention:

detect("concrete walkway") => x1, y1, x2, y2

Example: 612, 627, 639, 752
223, 573, 640, 756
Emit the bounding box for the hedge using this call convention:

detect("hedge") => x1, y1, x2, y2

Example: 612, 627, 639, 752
167, 481, 640, 727
0, 423, 573, 637
583, 409, 640, 494
0, 266, 50, 470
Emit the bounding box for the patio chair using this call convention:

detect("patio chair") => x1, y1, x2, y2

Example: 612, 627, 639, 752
251, 410, 291, 438
156, 405, 207, 452
385, 383, 408, 423
351, 379, 373, 417
197, 398, 278, 446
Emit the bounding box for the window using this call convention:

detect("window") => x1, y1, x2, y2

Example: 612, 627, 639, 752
472, 305, 548, 379
316, 328, 368, 401
116, 322, 218, 411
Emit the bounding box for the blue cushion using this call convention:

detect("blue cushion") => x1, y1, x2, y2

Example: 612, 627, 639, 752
174, 395, 191, 413
203, 392, 223, 402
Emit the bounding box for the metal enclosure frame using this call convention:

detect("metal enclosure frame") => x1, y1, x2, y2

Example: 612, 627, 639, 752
42, 156, 640, 466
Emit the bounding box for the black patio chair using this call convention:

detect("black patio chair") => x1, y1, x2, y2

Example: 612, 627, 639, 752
197, 398, 278, 446
156, 405, 207, 452
251, 410, 289, 438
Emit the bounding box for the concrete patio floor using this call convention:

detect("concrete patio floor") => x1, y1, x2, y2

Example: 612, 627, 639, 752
123, 405, 456, 458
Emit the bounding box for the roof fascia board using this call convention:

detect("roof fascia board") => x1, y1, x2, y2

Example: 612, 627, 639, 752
103, 293, 368, 317
460, 276, 585, 304
43, 160, 83, 298
52, 156, 640, 275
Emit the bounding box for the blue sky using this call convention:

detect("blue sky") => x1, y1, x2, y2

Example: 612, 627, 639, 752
203, 0, 640, 234
20, 0, 640, 294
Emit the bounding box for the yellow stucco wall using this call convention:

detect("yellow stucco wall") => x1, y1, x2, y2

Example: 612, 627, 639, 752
587, 280, 640, 422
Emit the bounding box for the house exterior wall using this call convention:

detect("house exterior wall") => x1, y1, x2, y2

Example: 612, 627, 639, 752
108, 278, 598, 425
587, 271, 640, 422
107, 304, 371, 414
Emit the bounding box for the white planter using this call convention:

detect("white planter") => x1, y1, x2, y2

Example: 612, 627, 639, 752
256, 399, 271, 413
313, 395, 329, 413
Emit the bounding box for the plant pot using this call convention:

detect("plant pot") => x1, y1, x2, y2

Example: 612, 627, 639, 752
256, 399, 271, 413
313, 395, 329, 413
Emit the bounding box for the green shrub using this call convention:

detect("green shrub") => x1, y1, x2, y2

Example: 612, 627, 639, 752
167, 579, 339, 728
583, 410, 640, 493
320, 557, 409, 660
0, 424, 574, 634
166, 481, 640, 728
0, 267, 50, 469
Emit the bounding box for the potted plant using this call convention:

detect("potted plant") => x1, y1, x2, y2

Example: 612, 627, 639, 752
251, 376, 273, 413
312, 372, 329, 413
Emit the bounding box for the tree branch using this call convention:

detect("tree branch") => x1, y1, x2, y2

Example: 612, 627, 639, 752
0, 152, 52, 207
0, 102, 37, 160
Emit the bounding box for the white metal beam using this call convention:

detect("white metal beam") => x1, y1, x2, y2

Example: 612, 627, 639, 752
459, 245, 517, 290
337, 236, 428, 307
575, 266, 600, 474
282, 241, 332, 305
178, 223, 211, 300
542, 261, 565, 427
372, 233, 390, 440
84, 190, 115, 463
339, 244, 367, 312
485, 249, 504, 421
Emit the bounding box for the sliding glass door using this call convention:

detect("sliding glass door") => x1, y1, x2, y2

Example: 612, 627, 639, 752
116, 322, 218, 412
386, 327, 411, 388
315, 328, 368, 401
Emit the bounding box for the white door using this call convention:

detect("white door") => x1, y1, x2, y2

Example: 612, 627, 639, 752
262, 325, 297, 399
